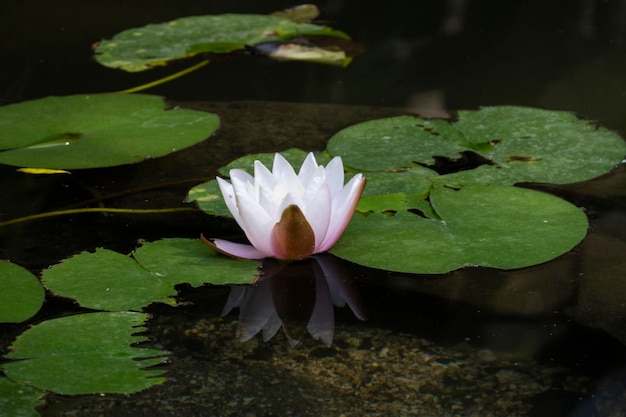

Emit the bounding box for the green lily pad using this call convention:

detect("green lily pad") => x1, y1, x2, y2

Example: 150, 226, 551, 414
0, 93, 220, 169
0, 261, 45, 323
327, 107, 626, 185
42, 239, 260, 311
94, 13, 350, 72
1, 312, 166, 395
356, 168, 436, 213
330, 184, 588, 274
0, 377, 44, 417
132, 237, 261, 286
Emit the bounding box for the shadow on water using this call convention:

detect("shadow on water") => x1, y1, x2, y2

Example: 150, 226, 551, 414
2, 0, 626, 416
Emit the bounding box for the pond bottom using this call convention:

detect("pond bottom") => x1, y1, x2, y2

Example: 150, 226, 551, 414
37, 312, 623, 417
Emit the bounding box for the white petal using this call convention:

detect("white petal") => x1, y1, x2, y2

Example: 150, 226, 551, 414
318, 173, 365, 251
253, 160, 276, 192
216, 177, 242, 224
257, 182, 281, 221
229, 168, 254, 188
301, 177, 332, 250
272, 153, 304, 195
230, 169, 256, 201
324, 156, 345, 196
235, 191, 275, 256
297, 152, 319, 187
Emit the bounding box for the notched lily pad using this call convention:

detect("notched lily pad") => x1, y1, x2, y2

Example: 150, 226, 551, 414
1, 312, 166, 395
94, 12, 352, 72
327, 106, 626, 185
0, 261, 45, 323
42, 239, 260, 312
0, 93, 220, 169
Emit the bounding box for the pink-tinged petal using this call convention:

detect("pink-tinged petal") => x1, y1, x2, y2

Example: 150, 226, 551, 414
324, 156, 345, 196
201, 236, 266, 260
297, 152, 319, 187
270, 204, 316, 260
318, 174, 366, 252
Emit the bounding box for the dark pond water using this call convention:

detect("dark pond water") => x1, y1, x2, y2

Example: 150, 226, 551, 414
2, 0, 626, 416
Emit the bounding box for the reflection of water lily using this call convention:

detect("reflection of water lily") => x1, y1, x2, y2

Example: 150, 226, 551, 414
207, 153, 365, 260
223, 255, 366, 347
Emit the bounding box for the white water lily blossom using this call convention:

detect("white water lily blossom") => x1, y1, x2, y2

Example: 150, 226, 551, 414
206, 153, 366, 260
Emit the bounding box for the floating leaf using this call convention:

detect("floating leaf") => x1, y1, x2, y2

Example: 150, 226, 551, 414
356, 168, 435, 213
42, 248, 176, 311
132, 238, 261, 286
1, 312, 166, 395
94, 13, 351, 72
0, 377, 44, 417
0, 93, 220, 169
42, 239, 260, 311
0, 261, 45, 323
327, 107, 626, 185
330, 184, 588, 274
189, 106, 623, 274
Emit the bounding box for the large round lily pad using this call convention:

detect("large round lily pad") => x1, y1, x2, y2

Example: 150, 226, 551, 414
94, 13, 350, 72
0, 93, 220, 169
330, 184, 588, 274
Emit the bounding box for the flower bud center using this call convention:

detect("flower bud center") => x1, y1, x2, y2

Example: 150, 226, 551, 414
270, 204, 316, 260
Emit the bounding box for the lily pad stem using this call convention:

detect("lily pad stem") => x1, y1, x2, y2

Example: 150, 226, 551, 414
0, 207, 198, 228
116, 60, 210, 94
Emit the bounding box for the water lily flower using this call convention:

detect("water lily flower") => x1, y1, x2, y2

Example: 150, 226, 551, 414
206, 152, 365, 260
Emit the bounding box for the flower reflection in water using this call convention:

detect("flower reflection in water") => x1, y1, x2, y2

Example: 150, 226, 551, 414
222, 254, 366, 347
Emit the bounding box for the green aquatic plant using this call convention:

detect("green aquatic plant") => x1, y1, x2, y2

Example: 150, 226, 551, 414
0, 261, 44, 323
0, 93, 219, 169
190, 106, 626, 273
1, 312, 166, 395
93, 9, 353, 73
